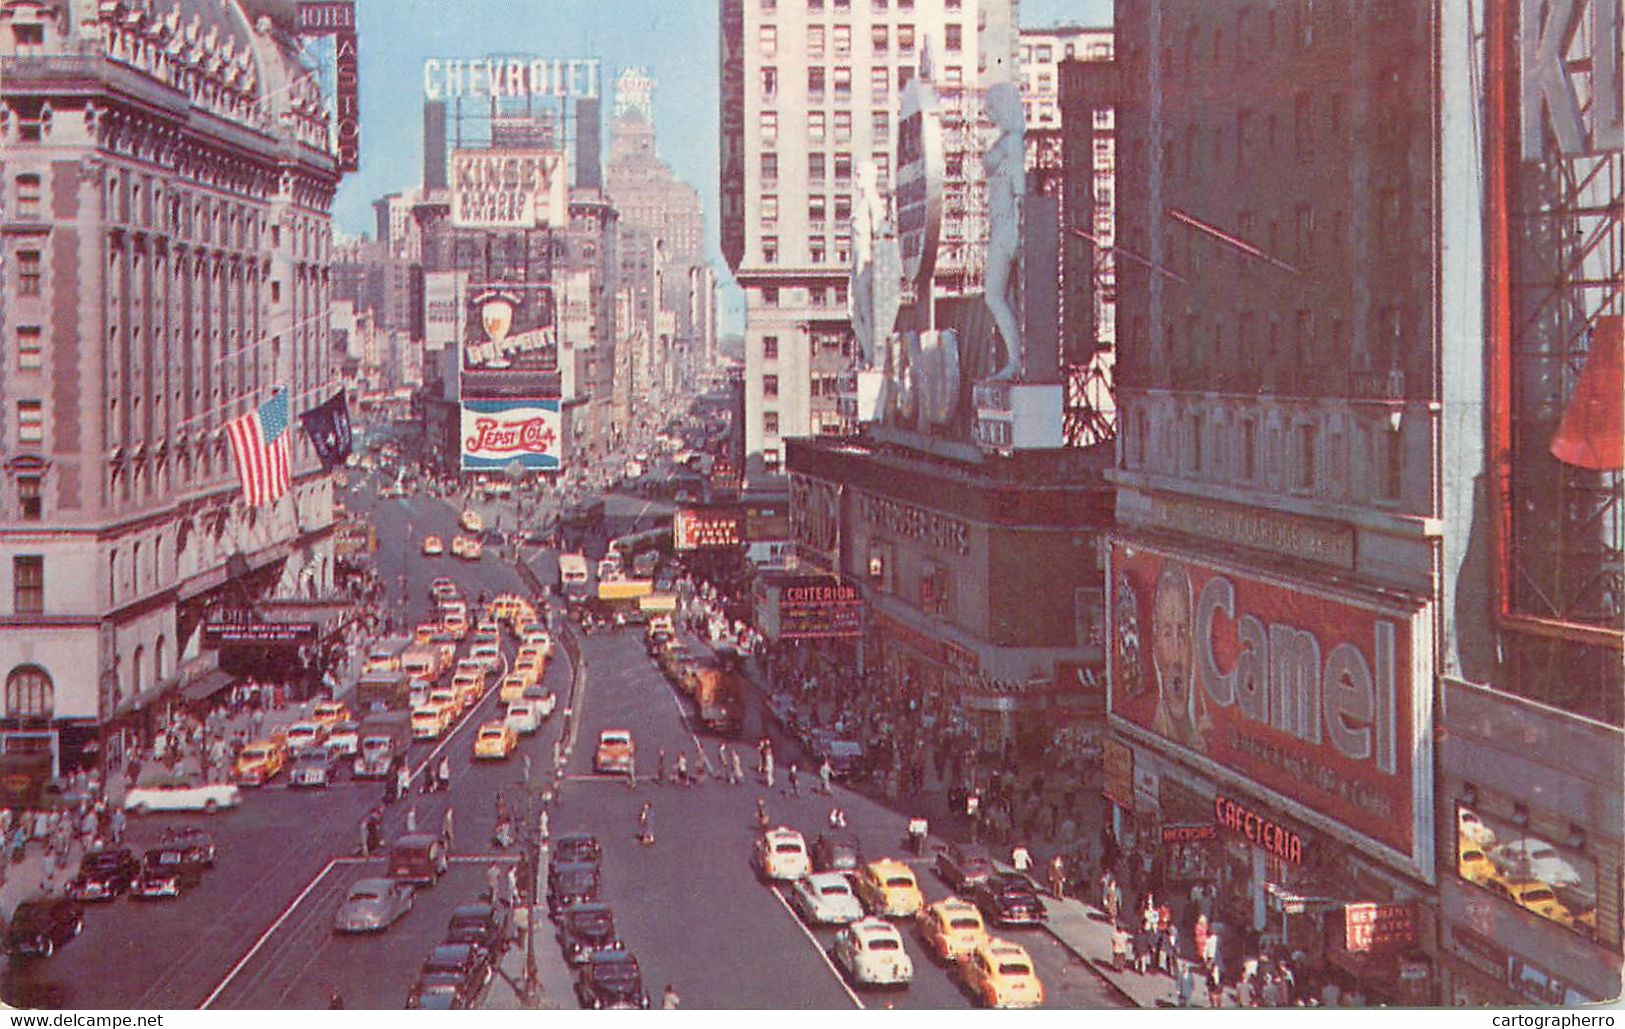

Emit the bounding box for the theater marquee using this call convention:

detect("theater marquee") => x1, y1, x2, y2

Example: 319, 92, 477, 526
1106, 540, 1434, 876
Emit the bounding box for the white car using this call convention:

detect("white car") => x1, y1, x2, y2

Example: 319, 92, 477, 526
505, 702, 541, 735
124, 780, 242, 815
1491, 837, 1583, 887
521, 685, 556, 718
326, 721, 361, 758
832, 918, 914, 987
469, 641, 501, 670
521, 629, 554, 655
1457, 808, 1496, 848
790, 873, 865, 925
754, 827, 812, 882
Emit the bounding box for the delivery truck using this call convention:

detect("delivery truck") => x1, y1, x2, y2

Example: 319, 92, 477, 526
354, 670, 413, 712
353, 711, 412, 778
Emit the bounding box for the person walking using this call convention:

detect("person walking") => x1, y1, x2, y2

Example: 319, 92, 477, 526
1206, 962, 1225, 1009
675, 753, 689, 786
1011, 843, 1033, 876
763, 750, 775, 790
818, 758, 833, 795
109, 807, 126, 847
1048, 854, 1068, 899
661, 983, 680, 1009
395, 761, 411, 802
730, 749, 744, 786
786, 763, 799, 797
656, 750, 667, 785
486, 861, 504, 905
1176, 960, 1196, 1007
442, 806, 455, 848
437, 755, 452, 792
405, 805, 418, 835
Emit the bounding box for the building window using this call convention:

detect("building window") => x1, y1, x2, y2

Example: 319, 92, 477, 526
808, 25, 825, 54
16, 327, 43, 371
764, 412, 780, 436
1294, 92, 1313, 159
16, 401, 43, 445
762, 237, 779, 263
762, 287, 779, 307
945, 23, 963, 50
763, 335, 779, 360
808, 0, 823, 8
760, 152, 779, 181
898, 24, 915, 51
1296, 423, 1318, 491
873, 152, 890, 180
4, 665, 51, 719
834, 195, 852, 222
1382, 425, 1403, 500
759, 25, 777, 55
15, 175, 42, 218
764, 448, 781, 472
12, 557, 43, 614
760, 66, 778, 97
809, 195, 827, 224
834, 233, 851, 264
834, 152, 853, 180
808, 66, 826, 96
833, 24, 851, 55
760, 194, 779, 225
944, 65, 963, 85
1036, 44, 1053, 61
763, 375, 780, 398
808, 152, 826, 181
1241, 418, 1257, 481
810, 237, 827, 263
17, 476, 42, 521
833, 66, 852, 98
760, 111, 779, 144
808, 111, 826, 142
872, 25, 888, 52
871, 110, 890, 141
871, 66, 890, 97
17, 250, 42, 296
11, 22, 45, 54
834, 283, 848, 306
832, 111, 852, 142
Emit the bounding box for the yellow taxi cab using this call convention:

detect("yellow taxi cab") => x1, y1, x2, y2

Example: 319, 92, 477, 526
512, 659, 543, 689
1457, 841, 1497, 885
452, 671, 486, 709
311, 701, 350, 728
516, 643, 547, 665
753, 827, 812, 881
429, 633, 459, 667
411, 704, 455, 740
489, 594, 523, 621
473, 720, 517, 760
414, 622, 439, 645
235, 738, 289, 786
459, 537, 483, 562
421, 535, 444, 556
854, 858, 925, 918
960, 938, 1045, 1009
919, 897, 989, 964
428, 685, 462, 719
460, 509, 484, 533
441, 610, 469, 639
1490, 877, 1565, 920
499, 674, 530, 704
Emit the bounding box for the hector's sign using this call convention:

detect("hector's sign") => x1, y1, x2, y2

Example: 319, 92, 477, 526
1107, 541, 1431, 862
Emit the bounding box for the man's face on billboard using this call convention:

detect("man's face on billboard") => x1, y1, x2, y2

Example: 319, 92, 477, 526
1153, 565, 1193, 723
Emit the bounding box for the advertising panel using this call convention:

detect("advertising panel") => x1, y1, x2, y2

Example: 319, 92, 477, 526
1107, 540, 1431, 866
462, 283, 557, 380
460, 399, 561, 471
778, 578, 863, 640
1453, 803, 1598, 943
449, 149, 568, 229
896, 77, 944, 289
673, 507, 741, 550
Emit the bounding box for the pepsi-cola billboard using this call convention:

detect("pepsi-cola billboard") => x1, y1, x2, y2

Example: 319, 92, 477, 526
460, 399, 562, 471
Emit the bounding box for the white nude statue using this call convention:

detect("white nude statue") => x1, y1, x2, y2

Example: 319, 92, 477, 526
983, 82, 1025, 381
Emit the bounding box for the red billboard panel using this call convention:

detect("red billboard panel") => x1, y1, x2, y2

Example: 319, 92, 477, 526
1107, 541, 1430, 861
674, 507, 741, 550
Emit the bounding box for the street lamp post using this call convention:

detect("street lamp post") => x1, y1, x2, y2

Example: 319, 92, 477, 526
513, 778, 554, 1005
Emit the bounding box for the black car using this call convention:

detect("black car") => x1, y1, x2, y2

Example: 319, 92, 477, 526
445, 902, 511, 956
68, 848, 140, 901
968, 873, 1048, 927
575, 950, 650, 1009
935, 841, 996, 893
547, 861, 602, 916
419, 943, 491, 1001
131, 847, 204, 900
4, 899, 83, 958
158, 827, 218, 868
811, 831, 863, 874
557, 902, 622, 965
405, 972, 472, 1010
553, 831, 602, 868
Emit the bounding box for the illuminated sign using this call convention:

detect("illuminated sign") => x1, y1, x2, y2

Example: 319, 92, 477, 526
423, 57, 601, 101
858, 493, 969, 555
1108, 541, 1431, 862
296, 2, 360, 172
896, 77, 944, 288
1215, 796, 1303, 864
760, 576, 864, 640
297, 2, 355, 31
203, 621, 318, 645
1344, 902, 1416, 953
463, 284, 557, 375
460, 399, 561, 471
674, 507, 742, 550
1161, 823, 1218, 845
450, 149, 567, 229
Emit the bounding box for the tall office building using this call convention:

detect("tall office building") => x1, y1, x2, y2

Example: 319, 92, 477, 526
0, 0, 345, 768
721, 0, 1007, 479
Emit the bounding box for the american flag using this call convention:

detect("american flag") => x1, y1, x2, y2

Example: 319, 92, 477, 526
226, 391, 292, 507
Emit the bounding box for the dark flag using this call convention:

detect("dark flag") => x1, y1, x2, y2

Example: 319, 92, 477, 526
298, 391, 353, 471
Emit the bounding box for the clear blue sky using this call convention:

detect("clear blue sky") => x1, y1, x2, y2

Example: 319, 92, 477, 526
335, 0, 1112, 331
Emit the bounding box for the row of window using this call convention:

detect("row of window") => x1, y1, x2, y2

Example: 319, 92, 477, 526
1021, 40, 1114, 64
756, 66, 926, 127
762, 149, 893, 183
752, 283, 851, 307
758, 21, 959, 58
763, 0, 949, 11
760, 192, 859, 224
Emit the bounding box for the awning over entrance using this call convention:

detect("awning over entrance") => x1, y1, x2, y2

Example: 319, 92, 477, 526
181, 668, 237, 703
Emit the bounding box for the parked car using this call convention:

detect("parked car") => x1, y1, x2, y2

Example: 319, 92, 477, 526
405, 972, 473, 1010
831, 917, 914, 987
68, 848, 140, 902
575, 950, 651, 1009
553, 831, 602, 868
157, 827, 217, 868
3, 899, 83, 958
289, 750, 339, 788
812, 831, 863, 874
935, 841, 995, 893
445, 902, 511, 957
547, 862, 602, 917
557, 902, 622, 965
418, 942, 491, 1000
388, 834, 449, 886
958, 937, 1045, 1008
968, 873, 1047, 928
789, 872, 866, 925
334, 878, 415, 933
123, 778, 241, 815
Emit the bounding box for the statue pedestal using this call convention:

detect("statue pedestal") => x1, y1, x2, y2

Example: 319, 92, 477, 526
838, 369, 888, 424
972, 381, 1064, 452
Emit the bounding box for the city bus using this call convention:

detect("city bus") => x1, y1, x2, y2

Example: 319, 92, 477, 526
558, 553, 591, 600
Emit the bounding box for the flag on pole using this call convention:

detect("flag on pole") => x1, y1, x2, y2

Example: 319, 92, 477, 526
297, 390, 354, 472
226, 390, 292, 506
